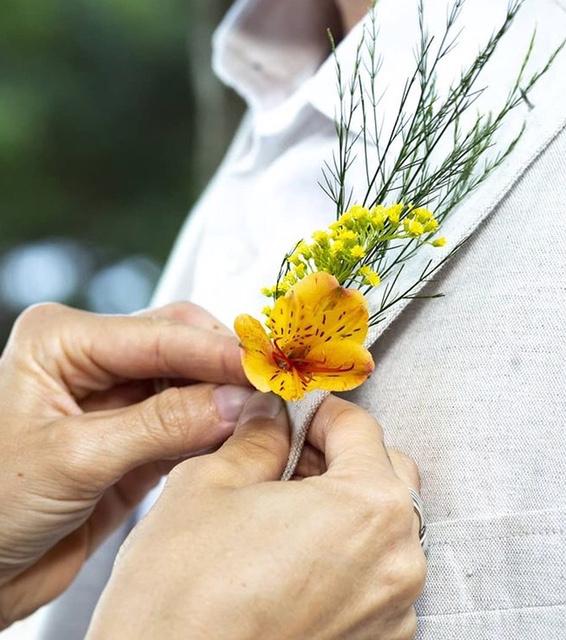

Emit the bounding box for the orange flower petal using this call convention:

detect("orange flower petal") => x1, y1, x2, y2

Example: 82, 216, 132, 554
290, 271, 340, 303
312, 286, 369, 345
235, 314, 306, 401
305, 340, 374, 393
265, 369, 305, 402
234, 314, 277, 393
271, 272, 369, 352
270, 273, 339, 348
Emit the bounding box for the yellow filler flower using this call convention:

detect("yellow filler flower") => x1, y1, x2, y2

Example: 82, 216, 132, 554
234, 272, 375, 401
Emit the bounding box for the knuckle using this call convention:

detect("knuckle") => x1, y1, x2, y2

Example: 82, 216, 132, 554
239, 428, 288, 463
354, 481, 416, 542
347, 479, 416, 540
347, 483, 383, 525
392, 609, 418, 640
330, 404, 384, 440
325, 396, 384, 442
151, 321, 173, 373
344, 479, 410, 530
390, 552, 427, 605
11, 303, 68, 340
169, 302, 212, 325
145, 301, 207, 327
216, 429, 286, 481
129, 315, 175, 373
199, 454, 241, 485
331, 405, 360, 428
47, 419, 101, 488
411, 553, 428, 595
216, 334, 241, 380
388, 449, 421, 489
391, 450, 418, 473
167, 455, 226, 490
373, 417, 385, 442
166, 456, 198, 485
148, 387, 195, 444
381, 481, 414, 526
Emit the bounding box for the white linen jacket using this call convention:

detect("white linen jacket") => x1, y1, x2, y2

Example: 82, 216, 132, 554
14, 1, 566, 638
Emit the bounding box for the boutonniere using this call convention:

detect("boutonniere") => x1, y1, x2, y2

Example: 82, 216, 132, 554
235, 0, 563, 401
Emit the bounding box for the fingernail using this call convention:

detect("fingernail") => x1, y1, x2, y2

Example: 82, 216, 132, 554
214, 385, 255, 424
238, 392, 283, 424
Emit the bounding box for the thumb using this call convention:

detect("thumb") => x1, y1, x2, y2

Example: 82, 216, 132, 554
197, 392, 290, 488
51, 384, 255, 489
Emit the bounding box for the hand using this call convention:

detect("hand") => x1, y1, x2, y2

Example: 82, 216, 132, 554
0, 302, 252, 628
88, 394, 426, 640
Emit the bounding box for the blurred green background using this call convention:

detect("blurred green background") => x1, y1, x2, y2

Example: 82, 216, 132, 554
0, 0, 242, 345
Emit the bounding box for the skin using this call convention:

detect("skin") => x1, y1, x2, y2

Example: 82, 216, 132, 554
87, 394, 426, 640
0, 301, 426, 638
336, 0, 371, 32
0, 301, 252, 627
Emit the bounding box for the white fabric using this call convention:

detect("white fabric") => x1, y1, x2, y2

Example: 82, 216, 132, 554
18, 0, 566, 638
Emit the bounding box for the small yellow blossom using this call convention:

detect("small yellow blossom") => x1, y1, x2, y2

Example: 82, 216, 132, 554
331, 240, 345, 255
387, 203, 404, 225
294, 263, 306, 278
358, 266, 381, 287
282, 272, 297, 288
312, 230, 330, 244
423, 218, 439, 233
412, 207, 434, 223
337, 229, 357, 242
371, 204, 387, 216
350, 244, 366, 259
262, 306, 272, 317
296, 241, 312, 260
235, 272, 374, 401
348, 205, 371, 221
404, 218, 425, 236
370, 205, 387, 228
432, 236, 447, 247
261, 286, 276, 297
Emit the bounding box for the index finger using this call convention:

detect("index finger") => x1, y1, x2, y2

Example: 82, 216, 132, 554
137, 302, 233, 335
307, 395, 394, 478
85, 314, 247, 387
13, 304, 248, 395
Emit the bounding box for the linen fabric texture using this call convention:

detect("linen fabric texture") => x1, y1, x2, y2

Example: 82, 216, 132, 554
19, 1, 566, 638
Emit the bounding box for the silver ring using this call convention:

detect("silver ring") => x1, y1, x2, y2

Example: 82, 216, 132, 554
409, 489, 429, 554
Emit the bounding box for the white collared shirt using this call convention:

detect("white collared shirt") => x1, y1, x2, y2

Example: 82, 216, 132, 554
21, 1, 566, 638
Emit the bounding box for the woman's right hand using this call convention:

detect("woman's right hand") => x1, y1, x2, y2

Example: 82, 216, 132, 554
88, 394, 426, 640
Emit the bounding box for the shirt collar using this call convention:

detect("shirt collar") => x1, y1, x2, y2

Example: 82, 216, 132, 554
211, 0, 409, 133
212, 0, 563, 142
212, 0, 344, 115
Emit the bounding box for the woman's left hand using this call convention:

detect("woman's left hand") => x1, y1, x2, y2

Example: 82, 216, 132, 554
0, 301, 250, 628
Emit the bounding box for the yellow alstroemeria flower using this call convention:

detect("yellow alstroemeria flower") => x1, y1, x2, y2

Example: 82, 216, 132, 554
235, 272, 375, 402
